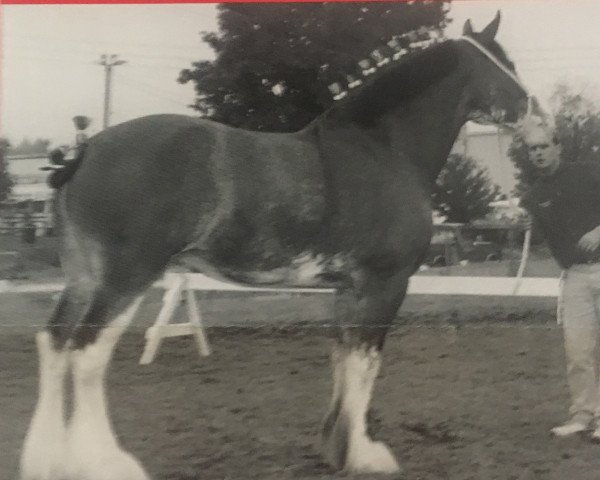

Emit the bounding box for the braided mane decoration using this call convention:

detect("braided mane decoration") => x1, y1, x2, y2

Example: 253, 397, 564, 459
327, 26, 445, 101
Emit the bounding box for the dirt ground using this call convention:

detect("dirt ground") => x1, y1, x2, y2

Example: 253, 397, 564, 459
4, 291, 600, 480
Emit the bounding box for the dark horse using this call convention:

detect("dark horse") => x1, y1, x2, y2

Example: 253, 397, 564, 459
21, 14, 528, 480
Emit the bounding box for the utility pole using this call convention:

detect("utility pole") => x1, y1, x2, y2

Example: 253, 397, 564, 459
97, 54, 126, 129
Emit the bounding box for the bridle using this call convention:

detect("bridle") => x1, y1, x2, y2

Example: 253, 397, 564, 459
459, 35, 532, 113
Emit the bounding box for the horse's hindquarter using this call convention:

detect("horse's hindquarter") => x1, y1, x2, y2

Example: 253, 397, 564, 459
59, 116, 235, 285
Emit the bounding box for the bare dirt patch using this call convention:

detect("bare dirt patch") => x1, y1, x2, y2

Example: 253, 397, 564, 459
2, 292, 600, 480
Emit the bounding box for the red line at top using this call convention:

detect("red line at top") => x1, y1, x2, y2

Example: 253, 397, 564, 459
2, 0, 423, 4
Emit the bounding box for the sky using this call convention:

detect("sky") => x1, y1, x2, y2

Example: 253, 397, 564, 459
2, 0, 600, 146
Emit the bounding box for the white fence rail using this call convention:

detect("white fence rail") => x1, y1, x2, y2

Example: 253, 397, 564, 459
0, 273, 561, 297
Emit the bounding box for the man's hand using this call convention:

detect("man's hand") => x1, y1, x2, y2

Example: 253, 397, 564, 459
578, 226, 600, 253
521, 215, 533, 230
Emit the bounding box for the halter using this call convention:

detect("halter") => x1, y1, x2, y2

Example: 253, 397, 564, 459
459, 35, 530, 103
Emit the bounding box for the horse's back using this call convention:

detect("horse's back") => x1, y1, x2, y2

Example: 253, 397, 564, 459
78, 114, 222, 173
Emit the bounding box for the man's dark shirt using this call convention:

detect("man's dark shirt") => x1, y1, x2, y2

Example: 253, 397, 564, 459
522, 161, 600, 269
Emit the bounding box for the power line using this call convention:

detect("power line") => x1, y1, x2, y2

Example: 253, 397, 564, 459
4, 32, 209, 52
511, 45, 600, 53
4, 55, 96, 65
117, 72, 191, 107
4, 41, 205, 63
12, 44, 202, 62
6, 54, 196, 72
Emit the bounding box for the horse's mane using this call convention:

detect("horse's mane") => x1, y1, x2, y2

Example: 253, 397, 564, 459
324, 41, 459, 127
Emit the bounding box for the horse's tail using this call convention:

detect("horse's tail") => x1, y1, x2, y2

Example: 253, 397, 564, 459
47, 144, 86, 189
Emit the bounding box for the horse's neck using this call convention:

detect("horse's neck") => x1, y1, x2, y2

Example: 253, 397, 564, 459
381, 71, 471, 182
313, 68, 470, 184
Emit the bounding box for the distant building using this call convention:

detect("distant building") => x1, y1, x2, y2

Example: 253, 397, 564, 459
451, 122, 518, 198
5, 154, 53, 207
2, 154, 54, 234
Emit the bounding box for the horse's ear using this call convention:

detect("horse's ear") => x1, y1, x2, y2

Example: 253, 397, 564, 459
462, 19, 474, 36
480, 11, 501, 42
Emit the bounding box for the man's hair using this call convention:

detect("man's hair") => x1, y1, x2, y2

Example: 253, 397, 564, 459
519, 114, 554, 146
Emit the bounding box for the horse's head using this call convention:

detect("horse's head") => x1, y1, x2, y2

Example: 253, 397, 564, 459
459, 12, 528, 126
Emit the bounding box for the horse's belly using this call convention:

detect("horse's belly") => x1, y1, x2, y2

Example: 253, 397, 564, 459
175, 245, 352, 289
243, 251, 353, 287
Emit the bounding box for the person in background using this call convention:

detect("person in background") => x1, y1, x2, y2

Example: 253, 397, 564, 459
520, 115, 600, 439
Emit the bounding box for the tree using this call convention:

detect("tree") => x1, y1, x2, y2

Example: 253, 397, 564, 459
179, 2, 450, 132
552, 84, 600, 164
8, 138, 51, 156
510, 84, 600, 197
432, 153, 501, 224
0, 139, 15, 203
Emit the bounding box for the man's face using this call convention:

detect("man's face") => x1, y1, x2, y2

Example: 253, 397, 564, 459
528, 140, 560, 174
521, 118, 560, 175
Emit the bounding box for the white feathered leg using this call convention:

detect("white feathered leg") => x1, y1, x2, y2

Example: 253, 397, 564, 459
65, 297, 150, 480
20, 331, 69, 480
323, 345, 400, 474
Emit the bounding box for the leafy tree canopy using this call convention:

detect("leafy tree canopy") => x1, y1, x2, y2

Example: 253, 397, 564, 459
179, 2, 450, 132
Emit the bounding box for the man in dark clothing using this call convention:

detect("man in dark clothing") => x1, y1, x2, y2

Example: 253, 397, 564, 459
521, 118, 600, 439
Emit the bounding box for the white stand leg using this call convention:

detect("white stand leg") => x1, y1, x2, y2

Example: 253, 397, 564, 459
139, 275, 185, 365
184, 277, 211, 357
140, 274, 211, 364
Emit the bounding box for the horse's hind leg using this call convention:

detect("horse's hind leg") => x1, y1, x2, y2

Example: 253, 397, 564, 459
20, 287, 90, 480
20, 285, 149, 480
20, 331, 69, 480
64, 290, 148, 480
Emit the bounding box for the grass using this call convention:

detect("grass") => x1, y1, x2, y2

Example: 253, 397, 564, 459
418, 245, 562, 278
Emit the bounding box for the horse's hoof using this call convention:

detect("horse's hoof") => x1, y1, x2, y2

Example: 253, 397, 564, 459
20, 462, 66, 480
20, 427, 67, 480
65, 447, 151, 480
345, 439, 401, 474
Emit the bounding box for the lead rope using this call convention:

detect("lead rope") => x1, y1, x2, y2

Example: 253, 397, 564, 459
556, 270, 566, 325
512, 96, 535, 295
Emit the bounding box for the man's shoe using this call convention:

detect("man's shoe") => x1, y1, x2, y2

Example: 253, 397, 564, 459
551, 419, 591, 437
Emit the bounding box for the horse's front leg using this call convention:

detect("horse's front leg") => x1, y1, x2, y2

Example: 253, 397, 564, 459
322, 268, 410, 474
